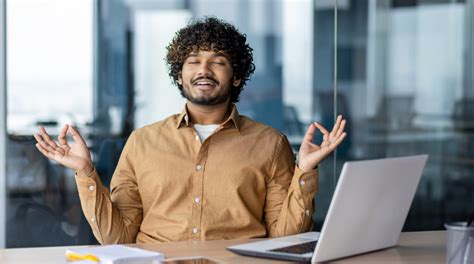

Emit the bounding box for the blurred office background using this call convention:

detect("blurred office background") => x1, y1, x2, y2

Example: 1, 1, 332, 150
0, 0, 473, 247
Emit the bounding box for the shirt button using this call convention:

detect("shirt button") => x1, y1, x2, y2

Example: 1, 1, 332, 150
192, 227, 199, 234
195, 135, 199, 141
91, 217, 95, 222
300, 179, 306, 186
305, 210, 310, 216
194, 197, 201, 204
196, 165, 203, 171
88, 185, 95, 192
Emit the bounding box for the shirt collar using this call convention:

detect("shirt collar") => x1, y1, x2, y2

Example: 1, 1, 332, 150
176, 103, 241, 132
176, 105, 190, 128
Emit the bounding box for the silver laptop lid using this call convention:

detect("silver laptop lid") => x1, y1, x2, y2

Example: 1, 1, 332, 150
312, 155, 428, 262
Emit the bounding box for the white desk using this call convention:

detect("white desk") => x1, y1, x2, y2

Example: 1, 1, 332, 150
0, 231, 446, 263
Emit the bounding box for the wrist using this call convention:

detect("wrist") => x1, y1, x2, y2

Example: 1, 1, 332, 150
297, 162, 317, 172
75, 162, 94, 176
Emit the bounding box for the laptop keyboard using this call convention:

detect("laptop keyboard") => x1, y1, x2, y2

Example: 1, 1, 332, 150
269, 240, 318, 254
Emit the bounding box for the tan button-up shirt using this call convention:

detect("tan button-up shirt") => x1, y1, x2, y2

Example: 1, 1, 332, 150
76, 104, 318, 244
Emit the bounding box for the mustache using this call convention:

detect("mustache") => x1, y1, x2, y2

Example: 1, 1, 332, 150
191, 77, 219, 85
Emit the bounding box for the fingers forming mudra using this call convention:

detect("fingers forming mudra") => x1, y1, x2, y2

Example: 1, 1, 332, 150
34, 126, 64, 159
298, 115, 347, 171
314, 115, 346, 149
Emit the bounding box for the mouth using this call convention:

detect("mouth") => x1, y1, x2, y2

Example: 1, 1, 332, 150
192, 78, 218, 90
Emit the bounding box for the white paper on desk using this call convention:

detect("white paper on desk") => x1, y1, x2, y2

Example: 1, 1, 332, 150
66, 245, 165, 264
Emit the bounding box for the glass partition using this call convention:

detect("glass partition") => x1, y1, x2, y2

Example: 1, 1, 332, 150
337, 0, 474, 230
5, 0, 94, 247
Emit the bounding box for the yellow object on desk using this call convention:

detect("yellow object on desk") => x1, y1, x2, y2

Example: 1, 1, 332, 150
66, 251, 100, 262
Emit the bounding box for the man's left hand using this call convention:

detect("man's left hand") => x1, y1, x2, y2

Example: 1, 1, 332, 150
297, 115, 347, 172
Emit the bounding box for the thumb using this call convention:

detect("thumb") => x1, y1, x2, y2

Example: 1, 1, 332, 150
67, 125, 87, 146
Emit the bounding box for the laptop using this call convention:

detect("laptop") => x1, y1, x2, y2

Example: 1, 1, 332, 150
227, 155, 428, 262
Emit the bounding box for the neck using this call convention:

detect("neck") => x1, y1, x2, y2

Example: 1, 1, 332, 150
186, 99, 231, 125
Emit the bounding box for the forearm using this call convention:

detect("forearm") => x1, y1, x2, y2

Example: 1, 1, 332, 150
75, 167, 142, 244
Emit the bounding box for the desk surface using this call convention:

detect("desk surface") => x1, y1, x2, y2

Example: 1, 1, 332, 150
0, 231, 445, 263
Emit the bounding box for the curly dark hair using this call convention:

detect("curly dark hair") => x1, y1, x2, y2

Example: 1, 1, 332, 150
166, 17, 255, 103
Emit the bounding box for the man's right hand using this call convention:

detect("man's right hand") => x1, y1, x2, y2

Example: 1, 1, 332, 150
34, 124, 93, 174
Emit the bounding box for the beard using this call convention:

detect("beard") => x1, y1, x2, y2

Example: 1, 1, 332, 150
180, 77, 232, 106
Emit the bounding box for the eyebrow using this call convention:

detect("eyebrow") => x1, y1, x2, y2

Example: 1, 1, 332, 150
187, 52, 228, 59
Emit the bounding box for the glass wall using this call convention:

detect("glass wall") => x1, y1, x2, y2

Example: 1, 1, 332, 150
5, 0, 95, 247
2, 0, 473, 247
336, 0, 474, 230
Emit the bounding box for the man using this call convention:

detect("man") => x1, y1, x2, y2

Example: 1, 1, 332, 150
34, 17, 346, 244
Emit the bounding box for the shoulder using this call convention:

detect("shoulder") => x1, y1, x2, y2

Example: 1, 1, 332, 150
239, 115, 287, 142
238, 116, 295, 172
130, 114, 180, 140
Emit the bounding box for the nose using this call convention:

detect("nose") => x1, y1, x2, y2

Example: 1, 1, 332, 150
196, 61, 213, 77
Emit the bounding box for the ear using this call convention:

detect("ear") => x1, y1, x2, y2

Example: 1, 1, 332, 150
233, 77, 241, 87
178, 76, 183, 85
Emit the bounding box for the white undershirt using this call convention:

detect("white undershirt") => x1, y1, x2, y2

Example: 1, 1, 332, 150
194, 124, 220, 142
